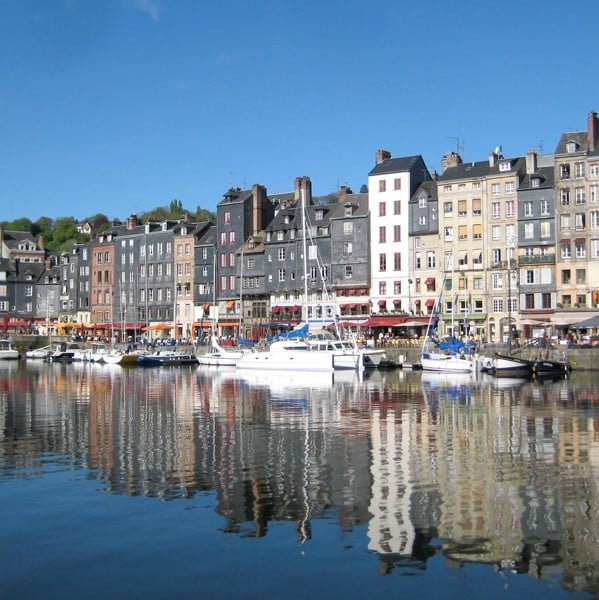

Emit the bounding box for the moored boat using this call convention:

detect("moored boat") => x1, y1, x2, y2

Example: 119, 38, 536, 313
137, 350, 198, 366
0, 339, 19, 360
491, 353, 534, 377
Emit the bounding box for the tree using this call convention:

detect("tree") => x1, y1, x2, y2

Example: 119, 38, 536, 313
195, 207, 216, 223
6, 218, 33, 232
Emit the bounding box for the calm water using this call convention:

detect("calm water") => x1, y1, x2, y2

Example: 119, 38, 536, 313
0, 360, 597, 599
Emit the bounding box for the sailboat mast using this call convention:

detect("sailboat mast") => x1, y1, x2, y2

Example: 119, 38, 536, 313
507, 236, 513, 354
301, 188, 309, 325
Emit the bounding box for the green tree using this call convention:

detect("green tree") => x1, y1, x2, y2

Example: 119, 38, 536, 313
6, 217, 33, 232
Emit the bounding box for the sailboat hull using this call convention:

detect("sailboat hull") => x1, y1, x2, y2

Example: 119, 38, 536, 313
492, 354, 533, 377
421, 352, 476, 373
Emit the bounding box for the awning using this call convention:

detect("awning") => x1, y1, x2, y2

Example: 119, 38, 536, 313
400, 320, 429, 327
393, 299, 401, 305
226, 300, 235, 309
271, 306, 281, 313
362, 316, 411, 327
559, 239, 570, 244
425, 277, 435, 285
378, 299, 386, 306
147, 323, 172, 331
426, 299, 436, 307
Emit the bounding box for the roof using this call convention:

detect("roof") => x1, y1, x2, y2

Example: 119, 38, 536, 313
368, 155, 425, 176
438, 156, 525, 182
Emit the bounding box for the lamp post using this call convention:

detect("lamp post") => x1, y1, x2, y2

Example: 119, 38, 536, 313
408, 278, 413, 315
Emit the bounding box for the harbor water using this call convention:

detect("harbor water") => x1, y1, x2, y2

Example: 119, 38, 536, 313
0, 360, 597, 598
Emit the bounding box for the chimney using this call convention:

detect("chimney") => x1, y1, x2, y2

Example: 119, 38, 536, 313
488, 150, 498, 167
37, 235, 45, 250
338, 185, 352, 203
375, 149, 391, 165
588, 111, 598, 152
526, 150, 538, 174
441, 152, 462, 173
126, 214, 139, 230
293, 176, 312, 203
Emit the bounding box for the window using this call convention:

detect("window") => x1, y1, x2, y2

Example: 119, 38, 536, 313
458, 200, 467, 216
278, 268, 285, 282
540, 221, 550, 238
472, 198, 481, 215
418, 215, 427, 226
493, 298, 504, 312
343, 222, 354, 234
229, 252, 235, 267
590, 163, 599, 177
560, 164, 570, 179
575, 162, 585, 177
592, 211, 599, 229
394, 178, 401, 190
561, 189, 570, 205
523, 201, 533, 217
562, 269, 571, 284
575, 213, 586, 230
491, 183, 500, 195
379, 254, 387, 272
229, 275, 235, 290
379, 282, 386, 296
540, 199, 549, 215
576, 269, 586, 284
492, 273, 503, 290
525, 269, 535, 284
427, 252, 436, 269
444, 202, 453, 215
315, 209, 324, 221
378, 179, 386, 192
505, 200, 515, 216
343, 242, 353, 256
575, 240, 586, 258
591, 185, 598, 203
444, 227, 453, 241
418, 196, 427, 208
492, 248, 502, 265
394, 253, 401, 271
560, 242, 571, 259
345, 265, 353, 278
499, 161, 510, 172
379, 226, 386, 243
247, 258, 255, 270
576, 188, 586, 204
393, 200, 401, 214
443, 185, 452, 192
458, 225, 467, 240
229, 231, 235, 243
524, 223, 534, 239
560, 214, 571, 230
378, 202, 386, 217
531, 177, 540, 188
492, 225, 501, 240
591, 239, 599, 258
505, 182, 515, 194
278, 248, 286, 261
220, 232, 227, 244
394, 225, 401, 242
492, 202, 501, 218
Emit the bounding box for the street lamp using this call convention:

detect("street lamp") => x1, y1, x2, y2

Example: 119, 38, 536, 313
408, 279, 413, 315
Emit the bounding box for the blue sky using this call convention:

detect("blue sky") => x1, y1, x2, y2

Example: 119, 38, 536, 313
2, 0, 599, 223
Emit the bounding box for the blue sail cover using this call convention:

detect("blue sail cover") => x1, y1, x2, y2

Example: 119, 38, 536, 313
438, 335, 470, 353
277, 323, 309, 340
238, 336, 255, 347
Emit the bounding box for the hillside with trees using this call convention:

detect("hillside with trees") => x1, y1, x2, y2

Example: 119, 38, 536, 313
0, 201, 216, 254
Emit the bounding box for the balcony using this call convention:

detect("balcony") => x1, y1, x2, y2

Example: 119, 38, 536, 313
518, 254, 556, 266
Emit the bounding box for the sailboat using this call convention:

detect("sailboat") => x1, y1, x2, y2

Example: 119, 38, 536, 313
237, 190, 344, 373
197, 253, 245, 367
491, 237, 533, 377
419, 250, 476, 373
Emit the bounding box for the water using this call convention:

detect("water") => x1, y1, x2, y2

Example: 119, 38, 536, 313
0, 360, 597, 599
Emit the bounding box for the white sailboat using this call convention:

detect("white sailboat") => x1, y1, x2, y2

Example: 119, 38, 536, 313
197, 253, 246, 367
420, 250, 476, 374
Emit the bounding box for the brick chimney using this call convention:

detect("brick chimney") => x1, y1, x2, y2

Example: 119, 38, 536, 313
588, 111, 598, 152
293, 176, 312, 203
526, 150, 538, 174
126, 214, 139, 230
441, 152, 462, 173
338, 185, 352, 203
375, 149, 391, 165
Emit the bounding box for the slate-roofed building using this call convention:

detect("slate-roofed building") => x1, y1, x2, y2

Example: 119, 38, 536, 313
554, 111, 599, 319
368, 151, 430, 316
0, 229, 46, 263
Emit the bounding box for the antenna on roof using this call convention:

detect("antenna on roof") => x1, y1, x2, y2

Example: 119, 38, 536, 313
448, 136, 464, 158
536, 140, 544, 153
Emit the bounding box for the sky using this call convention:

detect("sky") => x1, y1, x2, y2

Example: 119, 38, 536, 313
2, 0, 599, 224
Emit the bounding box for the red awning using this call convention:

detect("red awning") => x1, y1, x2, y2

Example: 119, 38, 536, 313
377, 299, 386, 306
361, 316, 410, 327
271, 306, 281, 313
393, 299, 401, 305
425, 277, 435, 285
559, 239, 570, 243
426, 299, 435, 307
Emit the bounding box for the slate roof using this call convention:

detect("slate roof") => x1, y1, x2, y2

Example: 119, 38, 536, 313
519, 165, 555, 190
368, 155, 425, 176
438, 156, 526, 181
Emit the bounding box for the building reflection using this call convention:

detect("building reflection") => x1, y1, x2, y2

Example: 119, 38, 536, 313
1, 362, 599, 594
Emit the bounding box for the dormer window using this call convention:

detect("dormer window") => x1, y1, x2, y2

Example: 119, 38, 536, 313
266, 232, 272, 242
99, 235, 104, 243
566, 141, 578, 153
315, 209, 324, 221
531, 177, 541, 188
499, 160, 511, 172
284, 215, 290, 224
277, 231, 284, 241
181, 227, 187, 236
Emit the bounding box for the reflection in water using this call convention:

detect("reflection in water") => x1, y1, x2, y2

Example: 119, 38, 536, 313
1, 361, 599, 594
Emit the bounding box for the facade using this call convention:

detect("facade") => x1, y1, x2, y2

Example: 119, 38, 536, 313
368, 151, 429, 315
90, 232, 116, 326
